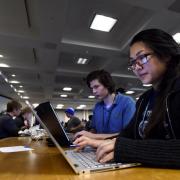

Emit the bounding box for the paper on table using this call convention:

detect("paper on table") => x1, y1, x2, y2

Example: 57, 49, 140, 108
0, 146, 34, 153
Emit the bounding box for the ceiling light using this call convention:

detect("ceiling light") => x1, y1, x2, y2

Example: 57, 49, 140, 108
0, 54, 4, 58
76, 106, 82, 109
0, 63, 9, 67
21, 96, 29, 99
79, 104, 86, 108
90, 14, 117, 32
143, 84, 152, 87
4, 78, 8, 82
136, 97, 139, 100
173, 33, 180, 44
17, 90, 25, 93
63, 87, 72, 91
25, 100, 30, 105
32, 103, 39, 108
60, 94, 68, 97
77, 58, 88, 64
11, 74, 16, 77
9, 80, 20, 84
125, 90, 135, 95
88, 95, 95, 99
19, 85, 23, 88
57, 104, 64, 107
56, 104, 64, 109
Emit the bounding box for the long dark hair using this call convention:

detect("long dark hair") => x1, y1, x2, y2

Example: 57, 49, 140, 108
130, 29, 180, 137
86, 69, 115, 94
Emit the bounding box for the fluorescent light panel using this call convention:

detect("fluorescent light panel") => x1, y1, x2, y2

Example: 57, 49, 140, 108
0, 63, 9, 67
77, 58, 88, 64
173, 33, 180, 44
9, 80, 20, 84
60, 94, 68, 97
90, 14, 117, 32
63, 87, 72, 91
143, 84, 152, 87
88, 95, 95, 99
125, 90, 135, 95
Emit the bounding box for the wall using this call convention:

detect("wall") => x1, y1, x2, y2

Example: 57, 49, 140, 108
0, 95, 12, 113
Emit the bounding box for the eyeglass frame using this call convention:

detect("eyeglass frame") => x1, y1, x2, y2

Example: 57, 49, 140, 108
128, 52, 154, 71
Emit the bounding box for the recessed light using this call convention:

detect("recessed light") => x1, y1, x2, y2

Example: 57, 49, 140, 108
0, 54, 4, 58
125, 90, 135, 95
90, 14, 117, 32
63, 87, 72, 91
143, 84, 152, 87
21, 96, 29, 99
19, 85, 23, 88
11, 74, 16, 77
88, 95, 95, 99
56, 104, 64, 109
77, 58, 88, 64
9, 80, 20, 84
79, 104, 86, 108
0, 63, 9, 67
60, 94, 68, 97
17, 90, 25, 93
32, 103, 39, 108
173, 33, 180, 44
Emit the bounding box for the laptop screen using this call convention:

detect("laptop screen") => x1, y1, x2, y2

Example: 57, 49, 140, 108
35, 102, 71, 147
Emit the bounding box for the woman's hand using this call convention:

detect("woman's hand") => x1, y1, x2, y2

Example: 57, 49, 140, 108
96, 138, 116, 163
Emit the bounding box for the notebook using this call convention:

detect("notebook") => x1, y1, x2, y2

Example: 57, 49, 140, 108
31, 101, 139, 174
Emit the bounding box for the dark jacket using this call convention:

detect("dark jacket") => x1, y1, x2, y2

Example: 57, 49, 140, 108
114, 76, 180, 168
0, 114, 19, 139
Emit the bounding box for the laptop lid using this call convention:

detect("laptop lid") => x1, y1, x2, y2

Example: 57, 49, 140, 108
35, 101, 71, 147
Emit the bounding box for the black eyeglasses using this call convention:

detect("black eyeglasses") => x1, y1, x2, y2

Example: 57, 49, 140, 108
128, 53, 154, 71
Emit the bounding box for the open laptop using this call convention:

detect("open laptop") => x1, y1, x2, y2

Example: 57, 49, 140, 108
32, 101, 139, 174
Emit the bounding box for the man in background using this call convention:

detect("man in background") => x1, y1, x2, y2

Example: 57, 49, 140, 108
74, 69, 135, 140
15, 107, 33, 130
65, 107, 84, 133
0, 100, 22, 139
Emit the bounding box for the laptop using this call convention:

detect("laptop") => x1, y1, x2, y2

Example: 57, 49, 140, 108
32, 101, 139, 174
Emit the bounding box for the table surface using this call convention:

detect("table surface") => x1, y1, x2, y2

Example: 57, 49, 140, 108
0, 137, 180, 180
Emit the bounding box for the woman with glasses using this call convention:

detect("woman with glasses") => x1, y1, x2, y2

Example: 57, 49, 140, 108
74, 28, 180, 168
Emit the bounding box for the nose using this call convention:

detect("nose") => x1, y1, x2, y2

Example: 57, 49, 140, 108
133, 63, 143, 71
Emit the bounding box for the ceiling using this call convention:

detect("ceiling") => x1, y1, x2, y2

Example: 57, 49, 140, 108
0, 0, 180, 110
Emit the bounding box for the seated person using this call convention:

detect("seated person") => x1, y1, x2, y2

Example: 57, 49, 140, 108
65, 107, 84, 133
74, 28, 180, 168
74, 70, 136, 140
14, 107, 33, 130
0, 100, 22, 139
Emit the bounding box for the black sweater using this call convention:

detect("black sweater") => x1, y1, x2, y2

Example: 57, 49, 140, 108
114, 77, 180, 168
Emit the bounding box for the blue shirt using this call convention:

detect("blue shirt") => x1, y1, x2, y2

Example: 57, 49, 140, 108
91, 93, 136, 133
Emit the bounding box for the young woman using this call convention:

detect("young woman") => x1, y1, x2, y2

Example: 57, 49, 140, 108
74, 28, 180, 168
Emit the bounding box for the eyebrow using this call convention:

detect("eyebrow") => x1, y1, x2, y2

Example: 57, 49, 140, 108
129, 50, 144, 60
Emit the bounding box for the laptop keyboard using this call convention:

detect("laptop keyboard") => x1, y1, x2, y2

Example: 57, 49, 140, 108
66, 150, 117, 169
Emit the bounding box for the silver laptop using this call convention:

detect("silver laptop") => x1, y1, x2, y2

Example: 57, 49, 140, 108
31, 101, 139, 174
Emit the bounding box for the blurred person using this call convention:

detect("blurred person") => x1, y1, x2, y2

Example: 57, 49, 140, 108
0, 100, 22, 139
15, 107, 33, 130
65, 107, 84, 133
